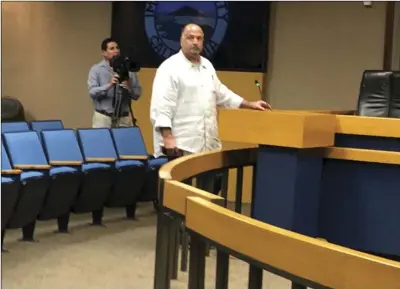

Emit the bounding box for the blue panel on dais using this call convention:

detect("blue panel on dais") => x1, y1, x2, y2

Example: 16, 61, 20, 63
319, 159, 400, 256
252, 145, 323, 237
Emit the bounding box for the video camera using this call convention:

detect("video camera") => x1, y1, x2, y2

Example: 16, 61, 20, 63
109, 54, 140, 127
110, 54, 141, 82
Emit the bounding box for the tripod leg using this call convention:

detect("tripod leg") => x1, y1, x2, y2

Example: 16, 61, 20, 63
128, 102, 137, 127
112, 84, 136, 128
112, 84, 123, 126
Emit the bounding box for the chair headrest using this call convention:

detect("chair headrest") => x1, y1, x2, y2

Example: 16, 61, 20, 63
1, 121, 30, 133
31, 120, 64, 132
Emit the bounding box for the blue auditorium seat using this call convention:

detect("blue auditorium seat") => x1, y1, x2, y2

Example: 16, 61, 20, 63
111, 127, 168, 210
110, 127, 151, 218
2, 131, 50, 241
75, 128, 117, 224
40, 129, 83, 232
1, 121, 30, 133
30, 120, 64, 133
1, 143, 21, 251
77, 128, 146, 221
3, 131, 81, 241
42, 129, 112, 227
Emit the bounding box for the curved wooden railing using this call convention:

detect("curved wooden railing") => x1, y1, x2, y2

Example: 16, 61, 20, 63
153, 148, 400, 289
186, 197, 400, 289
159, 148, 257, 214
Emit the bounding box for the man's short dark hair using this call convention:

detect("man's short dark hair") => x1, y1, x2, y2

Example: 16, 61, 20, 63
101, 38, 117, 51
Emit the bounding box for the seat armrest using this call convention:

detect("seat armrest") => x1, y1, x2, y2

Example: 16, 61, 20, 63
14, 164, 51, 170
119, 155, 148, 160
2, 169, 22, 174
50, 160, 83, 166
85, 157, 116, 163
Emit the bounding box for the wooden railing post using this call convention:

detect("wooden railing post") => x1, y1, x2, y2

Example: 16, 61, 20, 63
188, 232, 206, 289
153, 179, 172, 289
215, 249, 230, 289
248, 265, 263, 289
235, 166, 244, 213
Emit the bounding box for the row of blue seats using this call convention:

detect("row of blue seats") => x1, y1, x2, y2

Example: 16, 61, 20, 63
1, 120, 168, 251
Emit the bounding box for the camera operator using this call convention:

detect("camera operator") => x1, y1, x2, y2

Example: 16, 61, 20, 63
88, 38, 142, 128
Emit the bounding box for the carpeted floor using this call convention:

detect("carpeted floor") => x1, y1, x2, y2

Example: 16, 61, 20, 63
2, 204, 291, 289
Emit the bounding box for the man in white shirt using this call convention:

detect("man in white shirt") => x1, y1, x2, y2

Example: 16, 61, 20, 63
150, 23, 271, 162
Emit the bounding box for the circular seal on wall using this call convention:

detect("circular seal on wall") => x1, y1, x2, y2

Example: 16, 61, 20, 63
144, 1, 229, 59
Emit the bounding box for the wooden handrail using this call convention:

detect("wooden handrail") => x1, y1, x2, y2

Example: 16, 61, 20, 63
335, 115, 400, 138
159, 145, 400, 185
324, 147, 400, 165
288, 111, 400, 137
185, 197, 400, 289
275, 110, 399, 138
159, 147, 257, 181
163, 180, 224, 215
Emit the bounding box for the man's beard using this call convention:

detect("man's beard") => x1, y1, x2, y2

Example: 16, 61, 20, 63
190, 46, 202, 54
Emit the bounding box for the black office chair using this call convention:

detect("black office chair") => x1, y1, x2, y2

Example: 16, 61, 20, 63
356, 70, 392, 117
389, 70, 400, 118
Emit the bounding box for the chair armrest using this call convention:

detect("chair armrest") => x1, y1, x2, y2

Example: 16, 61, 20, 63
14, 164, 51, 170
2, 169, 22, 174
120, 155, 148, 160
50, 160, 83, 166
85, 157, 116, 163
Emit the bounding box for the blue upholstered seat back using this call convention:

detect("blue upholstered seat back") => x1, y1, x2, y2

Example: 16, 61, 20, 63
3, 132, 48, 166
31, 120, 64, 132
111, 127, 148, 157
1, 121, 30, 133
77, 128, 117, 159
41, 129, 83, 162
1, 142, 13, 170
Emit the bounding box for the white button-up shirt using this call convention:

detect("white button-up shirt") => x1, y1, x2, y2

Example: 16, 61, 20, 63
150, 50, 244, 157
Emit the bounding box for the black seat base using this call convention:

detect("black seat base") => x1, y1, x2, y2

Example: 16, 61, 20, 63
7, 177, 49, 229
2, 229, 7, 252
72, 170, 113, 213
1, 181, 20, 231
38, 173, 82, 221
72, 169, 113, 226
21, 221, 38, 242
106, 167, 146, 207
